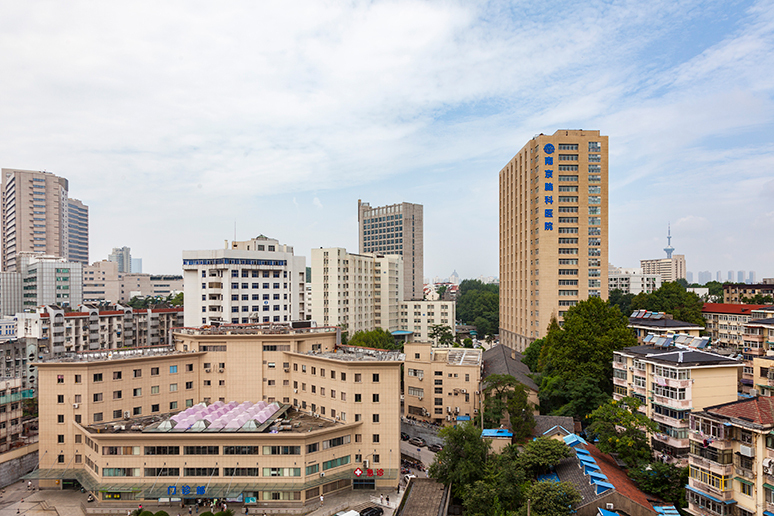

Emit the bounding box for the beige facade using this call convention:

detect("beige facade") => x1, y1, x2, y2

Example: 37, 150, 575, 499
309, 248, 402, 333
358, 200, 423, 301
83, 260, 183, 304
723, 282, 774, 304
608, 265, 661, 295
613, 343, 741, 461
1, 169, 89, 271
398, 300, 456, 342
686, 397, 774, 516
640, 255, 686, 283
499, 130, 609, 352
403, 342, 481, 424
33, 327, 401, 505
701, 303, 766, 350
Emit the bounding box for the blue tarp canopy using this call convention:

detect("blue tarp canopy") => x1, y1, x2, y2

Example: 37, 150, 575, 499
685, 485, 736, 505
598, 509, 618, 516
594, 481, 614, 495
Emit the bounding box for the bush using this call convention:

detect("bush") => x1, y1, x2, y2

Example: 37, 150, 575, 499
200, 512, 214, 516
155, 512, 169, 516
140, 511, 155, 516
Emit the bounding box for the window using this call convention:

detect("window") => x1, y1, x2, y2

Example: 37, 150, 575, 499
372, 434, 380, 443
113, 371, 122, 380
57, 414, 64, 423
93, 373, 103, 382
133, 369, 142, 378
151, 404, 160, 413
355, 374, 362, 382
93, 413, 103, 422
170, 401, 178, 410
372, 373, 380, 383
372, 414, 380, 423
151, 386, 160, 394
151, 368, 159, 376
113, 390, 122, 400
170, 365, 178, 374
93, 393, 103, 402
75, 375, 82, 384
372, 394, 379, 403
169, 384, 178, 392
113, 409, 122, 419
57, 394, 64, 403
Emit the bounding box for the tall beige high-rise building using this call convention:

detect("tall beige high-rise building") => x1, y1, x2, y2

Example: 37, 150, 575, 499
499, 130, 609, 351
1, 168, 89, 271
358, 200, 423, 300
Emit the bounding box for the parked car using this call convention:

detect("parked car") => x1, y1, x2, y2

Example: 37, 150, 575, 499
401, 432, 410, 441
427, 443, 443, 453
360, 507, 384, 516
408, 436, 426, 447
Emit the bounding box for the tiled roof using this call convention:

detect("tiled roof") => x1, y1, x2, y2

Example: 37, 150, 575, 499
707, 396, 774, 427
702, 303, 767, 315
619, 345, 740, 367
628, 317, 703, 329
585, 444, 655, 511
533, 415, 575, 437
748, 318, 774, 326
482, 344, 539, 391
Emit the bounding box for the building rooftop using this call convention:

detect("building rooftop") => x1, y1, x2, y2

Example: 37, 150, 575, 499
618, 344, 741, 367
396, 478, 450, 516
481, 428, 512, 438
434, 348, 481, 367
174, 323, 335, 336
702, 303, 768, 315
628, 311, 703, 330
84, 402, 342, 435
747, 318, 774, 327
482, 344, 539, 391
703, 396, 774, 428
36, 345, 190, 364
304, 346, 405, 363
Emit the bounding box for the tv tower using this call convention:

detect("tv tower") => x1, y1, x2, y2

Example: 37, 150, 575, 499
664, 224, 675, 259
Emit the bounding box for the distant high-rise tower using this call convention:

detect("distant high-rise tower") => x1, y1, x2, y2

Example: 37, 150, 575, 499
728, 271, 734, 281
716, 271, 721, 282
686, 272, 694, 284
358, 200, 423, 300
698, 271, 712, 285
499, 129, 609, 351
738, 271, 746, 283
108, 247, 132, 273
1, 168, 89, 271
664, 224, 675, 259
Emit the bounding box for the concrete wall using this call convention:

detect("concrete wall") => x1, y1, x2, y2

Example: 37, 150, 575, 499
0, 443, 39, 488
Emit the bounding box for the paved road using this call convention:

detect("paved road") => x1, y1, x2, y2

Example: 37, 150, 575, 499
399, 441, 438, 472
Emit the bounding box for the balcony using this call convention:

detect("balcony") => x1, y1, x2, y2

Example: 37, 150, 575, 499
613, 377, 627, 387
652, 432, 687, 449
687, 479, 734, 502
653, 375, 690, 389
652, 412, 688, 428
612, 361, 627, 371
688, 454, 734, 476
653, 394, 692, 410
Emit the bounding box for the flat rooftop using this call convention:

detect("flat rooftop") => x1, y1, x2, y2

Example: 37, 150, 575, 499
37, 346, 190, 364
84, 402, 341, 435
311, 346, 405, 362
434, 348, 481, 366
174, 324, 336, 336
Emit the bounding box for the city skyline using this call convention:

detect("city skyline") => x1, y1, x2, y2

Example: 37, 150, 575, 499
1, 2, 773, 279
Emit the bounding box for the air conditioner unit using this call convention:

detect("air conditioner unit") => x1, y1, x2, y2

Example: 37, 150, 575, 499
284, 368, 290, 373
446, 415, 451, 421
418, 396, 423, 401
629, 367, 634, 371
447, 407, 451, 413
606, 503, 614, 510
320, 472, 325, 477
461, 389, 467, 394
418, 377, 422, 381
72, 403, 79, 409
205, 368, 211, 373
218, 368, 225, 373
123, 411, 131, 419
363, 460, 369, 468
293, 389, 298, 393
455, 407, 460, 413
475, 391, 479, 395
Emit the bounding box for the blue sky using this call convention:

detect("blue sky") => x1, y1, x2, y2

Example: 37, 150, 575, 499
1, 0, 772, 281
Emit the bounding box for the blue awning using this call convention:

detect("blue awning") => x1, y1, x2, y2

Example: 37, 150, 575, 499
595, 481, 614, 495
685, 484, 736, 505
575, 448, 591, 456
583, 463, 601, 474
763, 511, 774, 516
598, 509, 618, 516
456, 416, 470, 421
588, 471, 608, 482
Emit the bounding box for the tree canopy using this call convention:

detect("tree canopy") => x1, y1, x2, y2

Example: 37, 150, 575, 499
429, 422, 491, 497
586, 396, 657, 467
517, 481, 581, 516
346, 328, 401, 350
630, 281, 704, 326
429, 324, 454, 346
457, 279, 499, 337
629, 461, 689, 509
481, 374, 535, 441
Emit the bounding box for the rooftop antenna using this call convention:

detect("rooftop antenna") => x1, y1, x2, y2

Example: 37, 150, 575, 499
664, 223, 675, 259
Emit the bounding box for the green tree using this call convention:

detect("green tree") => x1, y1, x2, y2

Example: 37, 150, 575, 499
517, 481, 581, 516
169, 292, 183, 306
608, 288, 635, 317
429, 325, 454, 346
457, 280, 499, 337
429, 422, 491, 497
463, 338, 473, 348
586, 397, 657, 467
482, 375, 535, 440
629, 461, 688, 508
436, 284, 448, 298
521, 337, 544, 373
517, 437, 572, 477
463, 445, 525, 516
538, 297, 636, 415
630, 281, 705, 326
538, 375, 609, 419
704, 280, 723, 301
676, 278, 689, 288
347, 328, 399, 350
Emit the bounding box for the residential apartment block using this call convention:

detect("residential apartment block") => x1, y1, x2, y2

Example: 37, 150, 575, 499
309, 248, 402, 334
358, 200, 423, 300
613, 342, 741, 461
0, 377, 30, 452
608, 265, 661, 295
32, 327, 401, 506
398, 300, 455, 342
19, 253, 83, 308
403, 342, 481, 424
640, 256, 686, 283
0, 272, 23, 316
1, 169, 89, 271
499, 130, 608, 352
723, 283, 774, 304
702, 303, 767, 349
182, 236, 306, 327
628, 310, 704, 344
82, 260, 183, 304
687, 397, 774, 516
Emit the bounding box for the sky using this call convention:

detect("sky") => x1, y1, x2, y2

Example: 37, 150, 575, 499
1, 0, 773, 281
